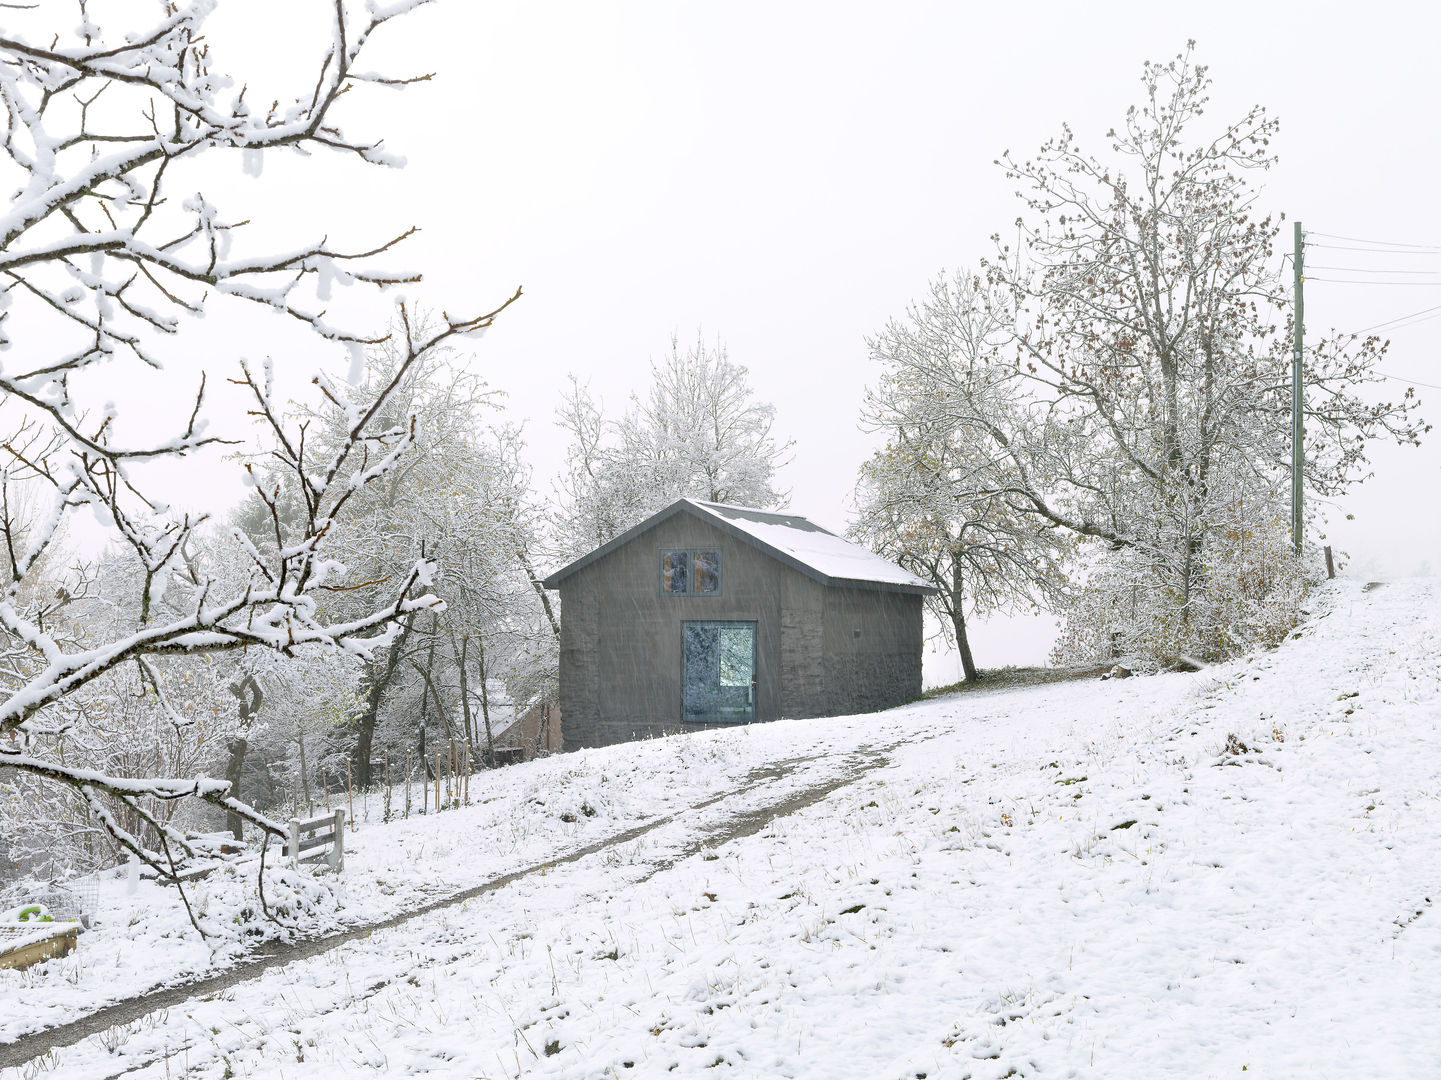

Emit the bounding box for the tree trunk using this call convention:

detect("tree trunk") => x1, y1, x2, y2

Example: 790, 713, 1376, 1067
353, 615, 414, 787
224, 674, 263, 840
222, 736, 249, 840
417, 625, 432, 753
951, 556, 978, 683
952, 609, 978, 683
409, 657, 460, 744
297, 732, 312, 816
521, 551, 562, 640
456, 633, 475, 757
476, 632, 495, 768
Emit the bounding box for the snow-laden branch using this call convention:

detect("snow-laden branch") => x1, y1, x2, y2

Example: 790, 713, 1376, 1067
0, 1, 521, 886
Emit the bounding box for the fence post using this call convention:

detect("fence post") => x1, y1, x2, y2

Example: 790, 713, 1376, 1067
1324, 545, 1335, 579
288, 818, 301, 870
330, 808, 345, 873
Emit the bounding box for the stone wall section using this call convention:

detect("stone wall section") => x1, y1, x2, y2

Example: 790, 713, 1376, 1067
556, 577, 600, 748
821, 587, 924, 716
779, 572, 825, 720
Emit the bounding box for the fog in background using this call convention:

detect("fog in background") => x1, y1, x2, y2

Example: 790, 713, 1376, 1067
55, 1, 1441, 683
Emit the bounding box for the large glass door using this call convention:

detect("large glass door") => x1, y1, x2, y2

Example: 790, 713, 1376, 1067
682, 621, 756, 724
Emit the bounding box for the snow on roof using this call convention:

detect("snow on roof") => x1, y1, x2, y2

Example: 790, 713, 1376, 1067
685, 501, 935, 593
542, 498, 935, 594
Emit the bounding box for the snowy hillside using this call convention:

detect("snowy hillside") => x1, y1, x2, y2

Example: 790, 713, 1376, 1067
3, 579, 1439, 1079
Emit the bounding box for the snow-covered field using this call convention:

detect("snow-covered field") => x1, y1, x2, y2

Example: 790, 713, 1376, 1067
4, 578, 1439, 1079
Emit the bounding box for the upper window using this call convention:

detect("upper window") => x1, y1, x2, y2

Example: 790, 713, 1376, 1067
663, 549, 720, 595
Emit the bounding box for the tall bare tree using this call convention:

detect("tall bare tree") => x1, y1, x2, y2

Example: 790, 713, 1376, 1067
867, 46, 1426, 661
858, 272, 1072, 681
556, 332, 793, 557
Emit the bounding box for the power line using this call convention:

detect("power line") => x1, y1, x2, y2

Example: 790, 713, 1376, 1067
1360, 307, 1441, 333
1308, 242, 1441, 256
1307, 264, 1441, 276
1379, 372, 1441, 392
1307, 231, 1441, 252
1348, 301, 1441, 334
1306, 276, 1441, 286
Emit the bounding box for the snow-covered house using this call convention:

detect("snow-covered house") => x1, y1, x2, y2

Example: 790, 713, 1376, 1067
541, 499, 936, 749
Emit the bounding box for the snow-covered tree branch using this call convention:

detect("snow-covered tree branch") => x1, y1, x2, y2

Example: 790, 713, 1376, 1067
555, 332, 793, 558
866, 46, 1428, 663
855, 280, 1072, 680
0, 0, 519, 878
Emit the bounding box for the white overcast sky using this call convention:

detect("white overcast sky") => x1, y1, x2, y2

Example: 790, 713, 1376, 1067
38, 0, 1441, 673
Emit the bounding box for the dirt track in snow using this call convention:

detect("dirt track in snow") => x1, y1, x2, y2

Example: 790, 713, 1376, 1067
0, 744, 898, 1074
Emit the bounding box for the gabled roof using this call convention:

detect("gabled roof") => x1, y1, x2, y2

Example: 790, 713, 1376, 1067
541, 498, 937, 595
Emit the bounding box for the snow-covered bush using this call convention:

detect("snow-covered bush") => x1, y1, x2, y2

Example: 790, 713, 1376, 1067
1051, 512, 1308, 666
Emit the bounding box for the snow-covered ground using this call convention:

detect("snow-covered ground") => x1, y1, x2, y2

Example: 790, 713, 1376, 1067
3, 578, 1439, 1078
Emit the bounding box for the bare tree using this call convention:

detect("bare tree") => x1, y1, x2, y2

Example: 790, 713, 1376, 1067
857, 272, 1072, 681
266, 328, 554, 784
868, 47, 1427, 661
994, 45, 1422, 578
0, 1, 519, 881
556, 332, 793, 557
267, 318, 502, 787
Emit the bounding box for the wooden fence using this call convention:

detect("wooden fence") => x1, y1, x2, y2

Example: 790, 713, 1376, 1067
286, 808, 345, 872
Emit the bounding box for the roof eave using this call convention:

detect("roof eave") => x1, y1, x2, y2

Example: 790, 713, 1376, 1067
540, 501, 695, 588
543, 498, 938, 595
821, 576, 939, 597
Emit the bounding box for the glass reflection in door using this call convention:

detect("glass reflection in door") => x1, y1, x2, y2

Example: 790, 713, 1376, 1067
682, 621, 756, 723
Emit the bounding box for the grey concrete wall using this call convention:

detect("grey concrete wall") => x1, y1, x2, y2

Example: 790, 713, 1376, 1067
557, 578, 600, 747
820, 586, 924, 716
558, 513, 787, 748
779, 571, 825, 721
555, 509, 924, 749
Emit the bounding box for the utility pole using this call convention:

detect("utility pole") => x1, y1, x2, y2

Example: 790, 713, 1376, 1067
1292, 221, 1304, 556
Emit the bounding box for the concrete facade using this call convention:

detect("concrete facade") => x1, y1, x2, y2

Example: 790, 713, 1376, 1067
546, 501, 930, 750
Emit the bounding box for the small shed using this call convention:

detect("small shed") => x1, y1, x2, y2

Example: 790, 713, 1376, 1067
490, 700, 563, 764
542, 499, 936, 749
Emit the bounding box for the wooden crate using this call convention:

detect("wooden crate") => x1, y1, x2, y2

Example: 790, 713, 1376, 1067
0, 925, 78, 972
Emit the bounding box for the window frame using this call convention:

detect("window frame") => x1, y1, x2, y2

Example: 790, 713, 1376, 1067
659, 547, 723, 597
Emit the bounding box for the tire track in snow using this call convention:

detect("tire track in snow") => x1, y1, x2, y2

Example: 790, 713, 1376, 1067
0, 741, 906, 1074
